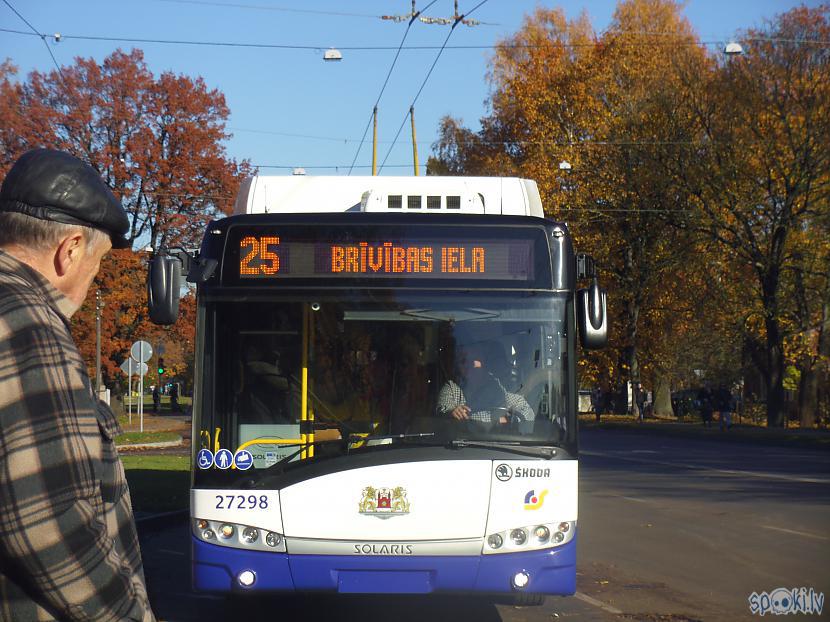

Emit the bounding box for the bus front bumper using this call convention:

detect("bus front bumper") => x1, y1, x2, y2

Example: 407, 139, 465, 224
192, 534, 576, 595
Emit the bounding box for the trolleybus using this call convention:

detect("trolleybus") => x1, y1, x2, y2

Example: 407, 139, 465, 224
148, 175, 608, 604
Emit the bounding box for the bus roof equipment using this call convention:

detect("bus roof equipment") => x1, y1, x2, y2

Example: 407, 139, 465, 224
233, 176, 545, 217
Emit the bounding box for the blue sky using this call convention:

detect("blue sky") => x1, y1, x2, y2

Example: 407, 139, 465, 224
1, 0, 813, 176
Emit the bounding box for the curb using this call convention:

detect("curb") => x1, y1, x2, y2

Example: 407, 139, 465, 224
581, 421, 830, 449
116, 436, 184, 451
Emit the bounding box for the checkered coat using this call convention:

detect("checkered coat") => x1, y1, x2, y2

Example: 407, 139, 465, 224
0, 251, 155, 622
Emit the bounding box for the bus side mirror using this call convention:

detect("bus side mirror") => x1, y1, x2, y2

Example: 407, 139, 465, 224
147, 254, 182, 325
577, 279, 608, 349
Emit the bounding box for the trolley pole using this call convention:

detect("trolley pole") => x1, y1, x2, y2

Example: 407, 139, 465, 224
372, 106, 378, 176
410, 105, 419, 176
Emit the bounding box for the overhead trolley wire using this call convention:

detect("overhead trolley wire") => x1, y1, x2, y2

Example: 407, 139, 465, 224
1, 1, 65, 78
378, 0, 491, 174
3, 28, 827, 50
154, 0, 379, 19
347, 0, 440, 175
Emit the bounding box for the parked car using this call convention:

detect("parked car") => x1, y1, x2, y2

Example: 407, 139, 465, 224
671, 389, 701, 418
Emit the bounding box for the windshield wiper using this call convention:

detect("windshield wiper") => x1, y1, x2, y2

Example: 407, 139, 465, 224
267, 432, 437, 469
346, 432, 435, 452
448, 439, 559, 459
401, 308, 500, 322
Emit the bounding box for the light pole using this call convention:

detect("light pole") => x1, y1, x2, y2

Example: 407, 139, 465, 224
95, 290, 103, 394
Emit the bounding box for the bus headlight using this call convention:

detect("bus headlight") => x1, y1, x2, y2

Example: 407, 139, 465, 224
483, 521, 575, 554
193, 519, 285, 552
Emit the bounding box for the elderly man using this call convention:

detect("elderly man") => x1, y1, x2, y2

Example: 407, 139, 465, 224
0, 149, 155, 621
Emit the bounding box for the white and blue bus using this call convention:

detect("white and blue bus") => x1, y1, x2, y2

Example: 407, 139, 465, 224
148, 175, 607, 604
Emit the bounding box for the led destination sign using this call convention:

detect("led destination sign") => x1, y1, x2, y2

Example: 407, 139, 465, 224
237, 235, 535, 281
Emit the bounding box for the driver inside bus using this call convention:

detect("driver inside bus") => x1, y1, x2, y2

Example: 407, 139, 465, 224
238, 344, 299, 423
437, 341, 533, 424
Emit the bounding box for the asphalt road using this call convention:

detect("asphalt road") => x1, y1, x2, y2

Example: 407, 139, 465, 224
139, 427, 829, 621
576, 427, 830, 621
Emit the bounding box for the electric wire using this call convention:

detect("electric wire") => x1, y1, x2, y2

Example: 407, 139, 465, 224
378, 0, 491, 173
1, 1, 64, 78
231, 125, 716, 147
3, 28, 826, 51
154, 0, 379, 18
347, 0, 440, 175
152, 0, 499, 25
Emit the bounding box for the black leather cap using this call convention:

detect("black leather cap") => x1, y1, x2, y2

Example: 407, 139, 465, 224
0, 149, 131, 249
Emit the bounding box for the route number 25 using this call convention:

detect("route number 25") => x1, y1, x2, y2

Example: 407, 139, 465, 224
240, 236, 280, 275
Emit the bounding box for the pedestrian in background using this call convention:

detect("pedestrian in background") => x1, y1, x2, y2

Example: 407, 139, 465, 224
0, 149, 156, 621
698, 386, 714, 428
152, 384, 160, 413
169, 382, 180, 413
715, 384, 733, 430
634, 383, 646, 422
591, 386, 604, 422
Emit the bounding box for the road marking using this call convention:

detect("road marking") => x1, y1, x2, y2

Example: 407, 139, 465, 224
620, 495, 649, 503
761, 525, 829, 541
581, 450, 830, 484
574, 591, 624, 615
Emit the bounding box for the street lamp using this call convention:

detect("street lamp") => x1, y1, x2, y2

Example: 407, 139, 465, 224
724, 41, 743, 56
559, 160, 572, 171
323, 48, 342, 61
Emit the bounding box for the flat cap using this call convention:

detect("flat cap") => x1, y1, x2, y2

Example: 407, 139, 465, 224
0, 148, 131, 249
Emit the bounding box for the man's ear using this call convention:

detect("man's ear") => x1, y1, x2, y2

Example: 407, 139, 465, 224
54, 232, 85, 277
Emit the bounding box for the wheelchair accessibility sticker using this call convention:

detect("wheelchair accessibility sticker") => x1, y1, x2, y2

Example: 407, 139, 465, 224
196, 449, 213, 469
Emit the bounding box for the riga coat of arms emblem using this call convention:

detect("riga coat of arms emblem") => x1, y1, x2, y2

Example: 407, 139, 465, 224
358, 486, 410, 518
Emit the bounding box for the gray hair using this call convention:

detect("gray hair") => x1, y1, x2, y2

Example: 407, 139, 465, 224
0, 211, 109, 254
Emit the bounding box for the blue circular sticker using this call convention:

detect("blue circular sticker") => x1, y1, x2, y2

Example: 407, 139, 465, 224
196, 449, 214, 470
214, 448, 234, 470
234, 450, 254, 470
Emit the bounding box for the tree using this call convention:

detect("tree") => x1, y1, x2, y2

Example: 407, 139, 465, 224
429, 0, 709, 410
666, 6, 830, 426
5, 48, 250, 250
0, 49, 251, 392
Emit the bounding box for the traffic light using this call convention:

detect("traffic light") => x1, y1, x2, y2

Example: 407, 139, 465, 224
157, 357, 165, 375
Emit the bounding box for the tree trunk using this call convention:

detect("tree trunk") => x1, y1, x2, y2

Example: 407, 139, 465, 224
652, 371, 673, 417
798, 366, 818, 428
765, 318, 787, 427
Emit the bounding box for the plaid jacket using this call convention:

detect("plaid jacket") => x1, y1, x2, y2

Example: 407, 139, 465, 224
0, 250, 155, 622
437, 376, 534, 422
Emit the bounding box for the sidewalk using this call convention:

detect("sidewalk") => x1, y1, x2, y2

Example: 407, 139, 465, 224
121, 412, 190, 433
117, 412, 191, 452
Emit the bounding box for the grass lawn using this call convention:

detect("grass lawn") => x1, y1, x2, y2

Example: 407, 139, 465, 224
121, 454, 190, 513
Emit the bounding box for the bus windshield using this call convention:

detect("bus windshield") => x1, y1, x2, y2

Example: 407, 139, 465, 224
202, 291, 572, 468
